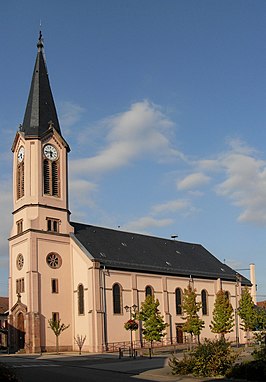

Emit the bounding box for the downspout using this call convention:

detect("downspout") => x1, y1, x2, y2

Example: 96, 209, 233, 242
101, 266, 108, 350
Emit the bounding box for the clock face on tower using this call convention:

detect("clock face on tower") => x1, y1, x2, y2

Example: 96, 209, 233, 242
43, 144, 58, 161
18, 146, 25, 162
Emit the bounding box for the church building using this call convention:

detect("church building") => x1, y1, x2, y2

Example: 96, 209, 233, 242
8, 34, 254, 353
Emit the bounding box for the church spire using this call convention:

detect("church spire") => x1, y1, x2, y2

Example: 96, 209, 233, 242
21, 32, 61, 138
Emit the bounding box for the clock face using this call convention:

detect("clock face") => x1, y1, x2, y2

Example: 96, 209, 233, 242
43, 144, 58, 161
18, 146, 25, 162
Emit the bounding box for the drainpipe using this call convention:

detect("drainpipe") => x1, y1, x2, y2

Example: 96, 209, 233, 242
101, 267, 108, 350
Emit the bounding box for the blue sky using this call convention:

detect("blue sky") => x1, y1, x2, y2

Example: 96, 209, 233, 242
0, 0, 266, 299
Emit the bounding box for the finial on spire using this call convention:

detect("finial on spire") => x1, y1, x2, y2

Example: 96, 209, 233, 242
37, 30, 44, 51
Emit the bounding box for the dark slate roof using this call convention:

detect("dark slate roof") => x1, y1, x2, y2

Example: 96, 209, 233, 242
0, 297, 8, 314
21, 32, 61, 138
71, 222, 251, 285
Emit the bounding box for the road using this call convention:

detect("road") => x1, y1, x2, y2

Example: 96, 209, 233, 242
0, 354, 170, 382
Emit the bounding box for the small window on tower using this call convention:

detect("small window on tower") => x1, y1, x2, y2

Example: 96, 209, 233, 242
47, 218, 60, 233
51, 279, 59, 293
16, 219, 23, 234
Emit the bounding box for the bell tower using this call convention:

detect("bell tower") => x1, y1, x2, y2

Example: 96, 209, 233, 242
9, 33, 73, 353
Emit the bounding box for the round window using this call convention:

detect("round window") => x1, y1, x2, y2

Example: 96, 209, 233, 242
46, 252, 62, 269
16, 254, 24, 270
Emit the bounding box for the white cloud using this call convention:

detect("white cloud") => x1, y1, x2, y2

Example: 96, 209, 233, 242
124, 216, 173, 233
177, 172, 210, 190
151, 199, 189, 214
70, 100, 183, 175
59, 101, 85, 130
69, 179, 98, 212
216, 151, 266, 224
183, 139, 266, 226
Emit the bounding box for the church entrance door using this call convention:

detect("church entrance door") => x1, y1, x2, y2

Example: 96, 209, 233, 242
176, 324, 183, 344
17, 312, 25, 350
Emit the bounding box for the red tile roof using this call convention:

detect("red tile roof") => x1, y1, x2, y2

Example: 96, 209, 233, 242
257, 300, 266, 308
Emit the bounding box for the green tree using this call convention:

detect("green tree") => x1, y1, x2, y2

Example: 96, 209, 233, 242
237, 287, 257, 343
137, 295, 168, 355
210, 290, 234, 339
48, 318, 70, 354
255, 307, 266, 331
181, 284, 205, 348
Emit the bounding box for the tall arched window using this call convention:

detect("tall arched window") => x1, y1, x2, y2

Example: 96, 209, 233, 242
175, 288, 182, 315
113, 283, 122, 314
43, 159, 59, 197
78, 284, 84, 315
17, 162, 24, 199
145, 285, 153, 297
201, 289, 208, 315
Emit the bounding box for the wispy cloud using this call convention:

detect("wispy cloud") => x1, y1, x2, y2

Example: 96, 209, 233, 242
151, 199, 189, 214
177, 172, 210, 190
180, 139, 266, 225
215, 146, 266, 224
70, 100, 184, 175
58, 101, 86, 131
69, 179, 98, 220
124, 216, 173, 233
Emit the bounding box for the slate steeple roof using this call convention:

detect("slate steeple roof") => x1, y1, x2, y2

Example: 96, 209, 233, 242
21, 32, 61, 138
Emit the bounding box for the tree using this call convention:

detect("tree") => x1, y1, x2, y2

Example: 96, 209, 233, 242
48, 319, 70, 354
137, 295, 168, 356
210, 290, 234, 339
237, 287, 257, 343
254, 307, 266, 331
74, 334, 86, 355
181, 284, 205, 348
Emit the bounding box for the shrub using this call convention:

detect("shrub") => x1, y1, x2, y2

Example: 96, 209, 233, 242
168, 352, 193, 375
169, 338, 236, 377
0, 363, 19, 381
253, 345, 266, 362
226, 360, 266, 381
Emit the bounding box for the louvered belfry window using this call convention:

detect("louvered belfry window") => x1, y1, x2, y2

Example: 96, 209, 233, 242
17, 162, 25, 199
43, 159, 59, 197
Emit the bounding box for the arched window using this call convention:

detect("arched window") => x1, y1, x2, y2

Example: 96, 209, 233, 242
17, 162, 24, 199
175, 288, 182, 315
78, 284, 84, 315
113, 283, 122, 314
201, 289, 208, 315
52, 161, 59, 196
145, 285, 153, 297
43, 159, 59, 197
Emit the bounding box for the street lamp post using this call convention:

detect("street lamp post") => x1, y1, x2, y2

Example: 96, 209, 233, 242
124, 304, 138, 357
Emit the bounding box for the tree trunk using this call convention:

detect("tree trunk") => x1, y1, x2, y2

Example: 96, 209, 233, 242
56, 335, 59, 354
